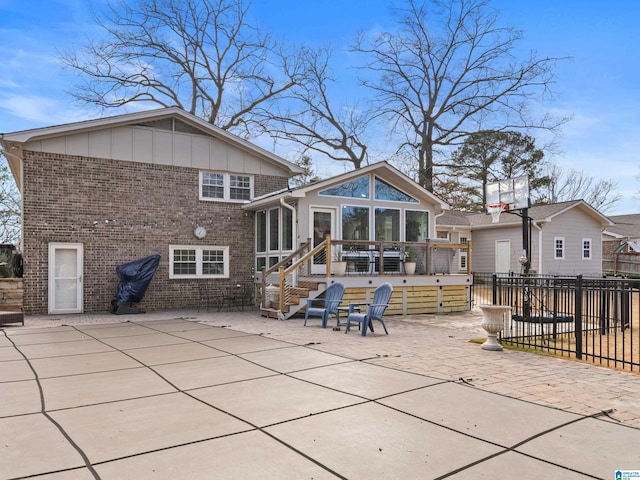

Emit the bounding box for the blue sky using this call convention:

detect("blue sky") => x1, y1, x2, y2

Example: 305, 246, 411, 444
1, 0, 639, 214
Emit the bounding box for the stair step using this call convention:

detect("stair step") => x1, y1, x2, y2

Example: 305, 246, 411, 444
287, 287, 309, 297
260, 307, 277, 318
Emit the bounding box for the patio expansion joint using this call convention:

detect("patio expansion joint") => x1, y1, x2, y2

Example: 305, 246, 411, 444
64, 322, 356, 480
4, 332, 102, 480
379, 389, 618, 480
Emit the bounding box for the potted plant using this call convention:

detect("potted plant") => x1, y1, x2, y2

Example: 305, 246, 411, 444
404, 248, 417, 275
332, 248, 347, 276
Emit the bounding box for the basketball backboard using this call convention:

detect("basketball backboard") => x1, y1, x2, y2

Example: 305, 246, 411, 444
485, 175, 530, 211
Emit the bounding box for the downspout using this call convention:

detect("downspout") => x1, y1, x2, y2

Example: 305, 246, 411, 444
434, 208, 446, 238
432, 208, 447, 276
280, 195, 297, 246
279, 195, 298, 302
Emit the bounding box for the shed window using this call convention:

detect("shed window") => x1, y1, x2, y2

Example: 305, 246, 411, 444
582, 238, 592, 260
554, 237, 565, 259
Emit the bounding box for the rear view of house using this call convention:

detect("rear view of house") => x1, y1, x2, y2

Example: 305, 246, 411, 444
1, 108, 302, 314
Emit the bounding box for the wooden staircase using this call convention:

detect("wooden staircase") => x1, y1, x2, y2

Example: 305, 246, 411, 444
260, 281, 326, 319
260, 238, 333, 320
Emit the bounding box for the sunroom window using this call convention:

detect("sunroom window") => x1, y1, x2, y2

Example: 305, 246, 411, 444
406, 210, 429, 241
319, 176, 369, 198
342, 206, 370, 241
255, 206, 294, 273
375, 208, 400, 241
375, 178, 418, 203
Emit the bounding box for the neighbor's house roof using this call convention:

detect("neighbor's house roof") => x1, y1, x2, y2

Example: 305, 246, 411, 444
244, 161, 451, 211
602, 214, 640, 240
436, 200, 613, 230
0, 107, 304, 190
436, 210, 474, 228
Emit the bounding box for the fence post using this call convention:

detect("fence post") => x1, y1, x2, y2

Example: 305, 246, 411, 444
492, 273, 497, 304
575, 274, 583, 360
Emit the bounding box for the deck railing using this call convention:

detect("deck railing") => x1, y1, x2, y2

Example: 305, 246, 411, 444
260, 237, 471, 314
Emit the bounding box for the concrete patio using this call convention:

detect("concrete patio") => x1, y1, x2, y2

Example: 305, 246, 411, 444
1, 309, 639, 479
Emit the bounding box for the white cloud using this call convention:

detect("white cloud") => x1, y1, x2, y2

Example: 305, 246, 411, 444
0, 94, 95, 128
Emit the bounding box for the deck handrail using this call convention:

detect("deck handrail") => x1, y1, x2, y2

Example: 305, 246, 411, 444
260, 237, 471, 314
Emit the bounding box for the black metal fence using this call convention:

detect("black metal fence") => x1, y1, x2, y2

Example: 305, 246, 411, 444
472, 272, 640, 373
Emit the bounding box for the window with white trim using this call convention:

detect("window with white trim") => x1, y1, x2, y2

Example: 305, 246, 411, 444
459, 252, 468, 270
582, 238, 592, 260
169, 245, 229, 278
554, 237, 565, 259
200, 172, 253, 202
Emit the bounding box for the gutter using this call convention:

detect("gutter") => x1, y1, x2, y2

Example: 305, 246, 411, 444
434, 208, 447, 238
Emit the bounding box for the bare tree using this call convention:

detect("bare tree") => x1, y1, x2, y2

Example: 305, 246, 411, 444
351, 0, 567, 191
60, 0, 306, 135
544, 164, 622, 213
263, 46, 370, 170
0, 152, 21, 245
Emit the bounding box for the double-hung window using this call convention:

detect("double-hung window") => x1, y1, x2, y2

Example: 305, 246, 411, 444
582, 238, 592, 260
200, 172, 253, 202
554, 237, 565, 260
169, 245, 229, 278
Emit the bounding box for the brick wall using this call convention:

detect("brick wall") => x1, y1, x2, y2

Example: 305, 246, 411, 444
22, 151, 289, 314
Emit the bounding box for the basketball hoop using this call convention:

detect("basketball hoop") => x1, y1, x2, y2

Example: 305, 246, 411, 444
487, 202, 508, 223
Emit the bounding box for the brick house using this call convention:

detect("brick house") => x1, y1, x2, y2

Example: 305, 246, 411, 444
1, 107, 303, 314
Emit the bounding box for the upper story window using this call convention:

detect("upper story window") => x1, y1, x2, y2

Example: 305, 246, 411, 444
319, 176, 369, 199
200, 171, 253, 202
375, 178, 418, 203
582, 238, 592, 260
554, 237, 565, 259
459, 236, 468, 245
169, 245, 229, 278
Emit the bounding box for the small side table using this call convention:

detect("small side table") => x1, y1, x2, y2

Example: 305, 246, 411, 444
336, 306, 361, 331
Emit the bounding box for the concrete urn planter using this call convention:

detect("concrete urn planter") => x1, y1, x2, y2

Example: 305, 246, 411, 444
479, 304, 511, 351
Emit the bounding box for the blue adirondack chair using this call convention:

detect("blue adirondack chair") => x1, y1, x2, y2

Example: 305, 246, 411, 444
345, 282, 393, 336
304, 282, 346, 328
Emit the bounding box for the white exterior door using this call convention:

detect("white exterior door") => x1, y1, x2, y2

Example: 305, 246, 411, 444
495, 240, 511, 274
48, 243, 83, 314
310, 208, 336, 274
